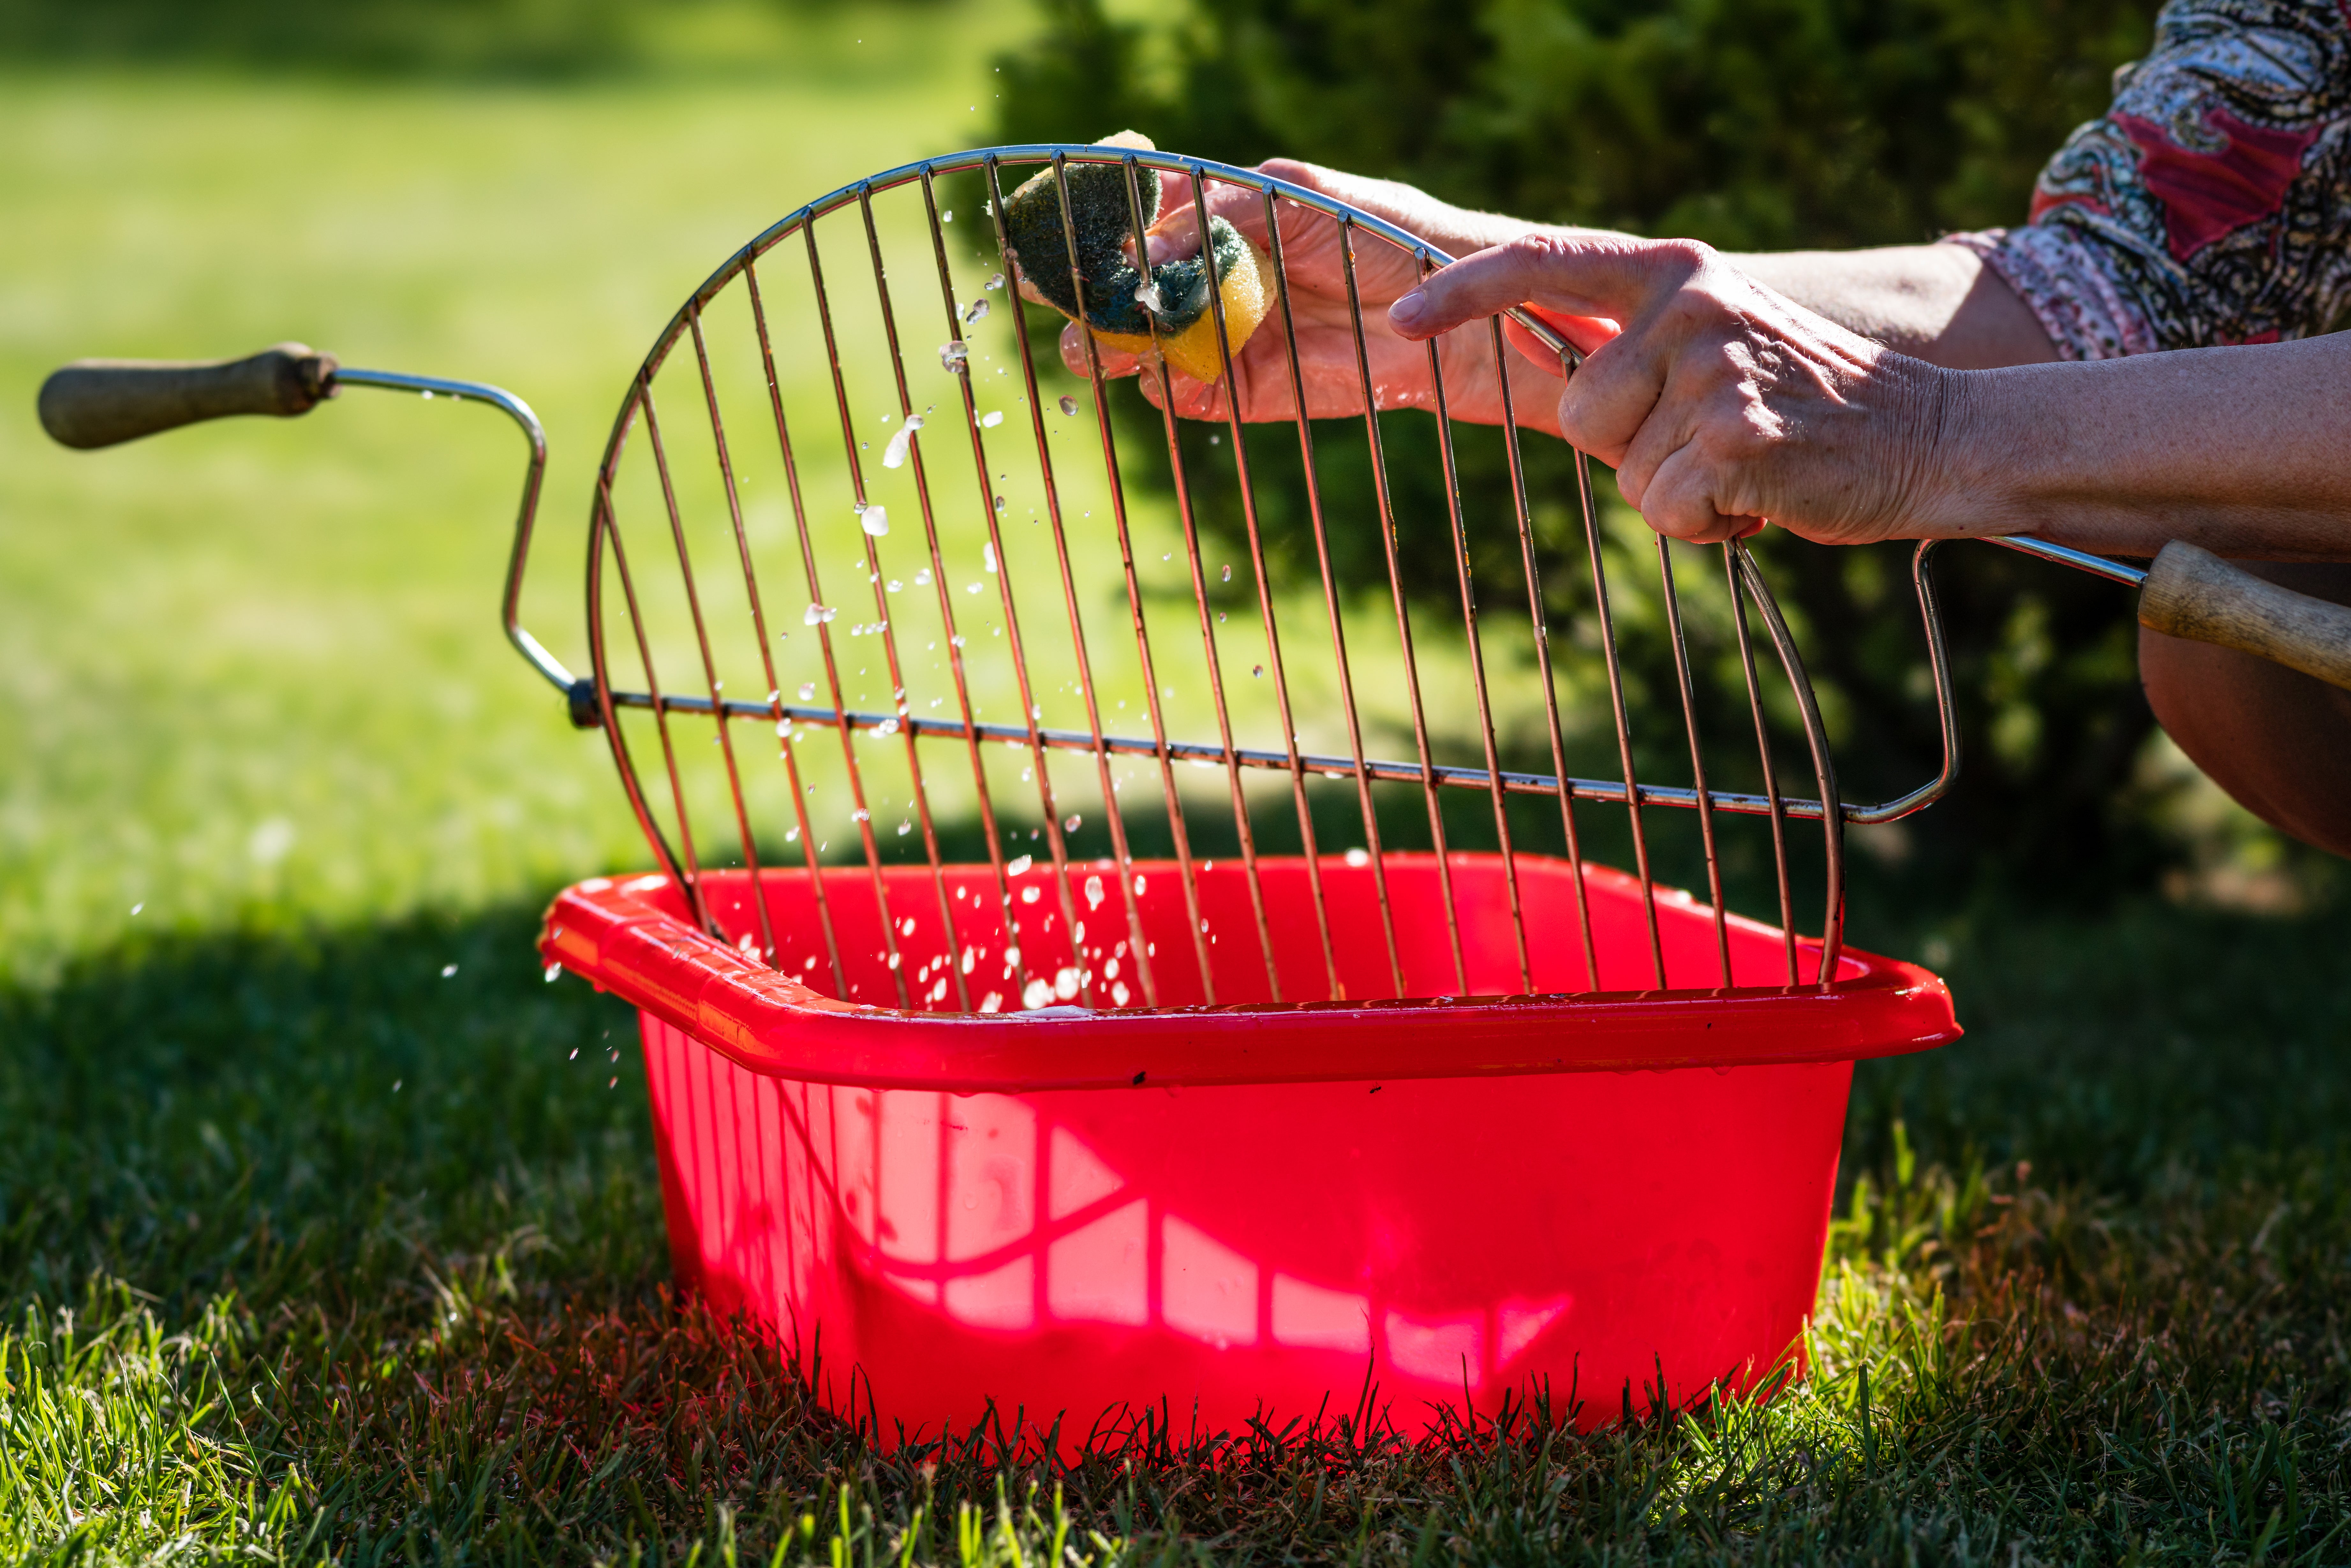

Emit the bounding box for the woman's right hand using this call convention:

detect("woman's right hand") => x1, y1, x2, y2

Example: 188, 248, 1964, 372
1056, 159, 1616, 432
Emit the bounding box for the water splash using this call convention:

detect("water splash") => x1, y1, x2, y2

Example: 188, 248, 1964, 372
940, 341, 970, 373
882, 416, 923, 469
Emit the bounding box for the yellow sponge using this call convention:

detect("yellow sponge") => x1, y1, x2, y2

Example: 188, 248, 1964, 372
1089, 236, 1280, 383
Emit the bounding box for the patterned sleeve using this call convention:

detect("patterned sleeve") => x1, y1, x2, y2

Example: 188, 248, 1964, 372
1941, 0, 2351, 359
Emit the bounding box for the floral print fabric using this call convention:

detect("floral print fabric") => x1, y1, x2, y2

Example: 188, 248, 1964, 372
1942, 0, 2351, 359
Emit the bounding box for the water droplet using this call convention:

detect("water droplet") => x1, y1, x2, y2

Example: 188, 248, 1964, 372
1133, 277, 1165, 314
786, 826, 800, 842
1217, 611, 1226, 624
1345, 847, 1371, 867
1084, 874, 1104, 908
545, 963, 562, 982
129, 902, 143, 916
914, 567, 932, 586
1221, 563, 1232, 582
804, 603, 837, 626
942, 209, 954, 223
441, 964, 458, 978
1007, 853, 1033, 876
1058, 395, 1078, 417
882, 416, 923, 468
1112, 980, 1131, 1006
1021, 886, 1041, 904
1252, 664, 1264, 677
1208, 431, 1222, 445
1022, 978, 1053, 1010
950, 633, 966, 648
982, 541, 998, 573
861, 505, 890, 536
853, 808, 870, 822
940, 341, 969, 373
993, 495, 1007, 513
980, 410, 1003, 428
967, 581, 982, 595
1065, 813, 1083, 832
897, 820, 912, 835
987, 273, 1005, 290
798, 682, 816, 700
964, 298, 991, 325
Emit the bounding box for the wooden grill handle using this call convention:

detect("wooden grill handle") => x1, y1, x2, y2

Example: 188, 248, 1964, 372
2140, 540, 2351, 692
38, 343, 338, 450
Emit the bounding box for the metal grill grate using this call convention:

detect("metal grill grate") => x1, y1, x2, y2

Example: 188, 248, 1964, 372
561, 146, 1960, 1011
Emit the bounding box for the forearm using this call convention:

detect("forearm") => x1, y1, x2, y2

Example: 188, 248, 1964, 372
1725, 244, 2058, 369
1934, 335, 2351, 560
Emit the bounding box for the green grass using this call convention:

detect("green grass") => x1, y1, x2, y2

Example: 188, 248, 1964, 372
6, 43, 2351, 1567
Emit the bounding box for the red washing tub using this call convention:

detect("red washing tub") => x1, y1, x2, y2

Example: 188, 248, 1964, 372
542, 851, 1956, 1449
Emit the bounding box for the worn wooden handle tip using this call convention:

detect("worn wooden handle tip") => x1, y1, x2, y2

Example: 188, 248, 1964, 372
2139, 540, 2351, 693
37, 343, 339, 450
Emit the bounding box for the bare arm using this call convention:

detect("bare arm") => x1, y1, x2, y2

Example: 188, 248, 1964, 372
1724, 245, 2060, 370
1945, 335, 2351, 559
1390, 233, 2351, 561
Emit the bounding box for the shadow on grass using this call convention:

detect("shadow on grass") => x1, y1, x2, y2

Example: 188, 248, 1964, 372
0, 896, 660, 1321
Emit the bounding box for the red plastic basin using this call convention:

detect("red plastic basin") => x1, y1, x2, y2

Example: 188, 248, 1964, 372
541, 853, 1956, 1446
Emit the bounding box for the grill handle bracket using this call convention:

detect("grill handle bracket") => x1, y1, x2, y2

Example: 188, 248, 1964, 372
37, 347, 578, 714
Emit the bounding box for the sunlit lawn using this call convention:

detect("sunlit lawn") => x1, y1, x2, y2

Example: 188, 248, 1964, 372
4, 29, 2351, 1564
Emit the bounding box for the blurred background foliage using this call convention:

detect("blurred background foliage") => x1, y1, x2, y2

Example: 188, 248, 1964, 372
976, 0, 2296, 902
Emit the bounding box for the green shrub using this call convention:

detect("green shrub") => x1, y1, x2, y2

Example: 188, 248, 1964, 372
990, 0, 2169, 895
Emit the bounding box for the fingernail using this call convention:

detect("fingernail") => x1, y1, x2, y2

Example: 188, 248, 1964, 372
1389, 290, 1428, 328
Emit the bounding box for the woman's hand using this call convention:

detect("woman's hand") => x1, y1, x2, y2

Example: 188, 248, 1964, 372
1054, 160, 1614, 433
1390, 232, 1955, 546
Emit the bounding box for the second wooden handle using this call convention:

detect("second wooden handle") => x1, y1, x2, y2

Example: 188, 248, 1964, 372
2139, 540, 2351, 692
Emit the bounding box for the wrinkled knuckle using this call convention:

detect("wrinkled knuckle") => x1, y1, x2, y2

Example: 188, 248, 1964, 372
1500, 231, 1574, 272
1648, 237, 1717, 274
